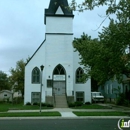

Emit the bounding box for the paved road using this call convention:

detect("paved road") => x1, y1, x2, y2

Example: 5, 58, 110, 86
0, 119, 120, 130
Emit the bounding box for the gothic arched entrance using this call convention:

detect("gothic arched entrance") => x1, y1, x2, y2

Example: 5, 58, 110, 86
53, 64, 66, 95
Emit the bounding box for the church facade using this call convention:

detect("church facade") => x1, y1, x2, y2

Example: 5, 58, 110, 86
24, 0, 91, 106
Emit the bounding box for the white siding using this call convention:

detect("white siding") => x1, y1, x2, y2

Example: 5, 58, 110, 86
46, 17, 73, 33
73, 50, 91, 103
24, 3, 91, 104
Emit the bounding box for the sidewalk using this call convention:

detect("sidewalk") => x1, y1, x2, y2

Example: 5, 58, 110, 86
0, 108, 130, 120
0, 104, 129, 119
98, 103, 130, 112
7, 107, 128, 118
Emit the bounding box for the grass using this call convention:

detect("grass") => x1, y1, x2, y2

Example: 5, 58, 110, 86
0, 102, 53, 112
73, 111, 130, 116
0, 112, 61, 117
0, 102, 112, 112
70, 104, 111, 109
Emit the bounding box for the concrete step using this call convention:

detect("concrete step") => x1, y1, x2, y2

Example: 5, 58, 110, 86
55, 95, 68, 108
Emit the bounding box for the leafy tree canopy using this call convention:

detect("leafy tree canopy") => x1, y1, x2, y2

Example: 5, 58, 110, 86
10, 59, 25, 97
73, 0, 130, 85
55, 0, 130, 85
0, 71, 10, 90
69, 0, 129, 15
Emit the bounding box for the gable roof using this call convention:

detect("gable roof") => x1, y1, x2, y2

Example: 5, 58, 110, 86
25, 39, 46, 66
45, 0, 73, 15
0, 90, 12, 94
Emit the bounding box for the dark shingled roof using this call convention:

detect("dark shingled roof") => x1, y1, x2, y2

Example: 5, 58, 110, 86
45, 0, 73, 16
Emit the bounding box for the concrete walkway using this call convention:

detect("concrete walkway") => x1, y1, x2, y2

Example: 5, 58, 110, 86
8, 108, 78, 117
8, 108, 116, 113
98, 103, 130, 112
4, 104, 130, 119
7, 108, 118, 118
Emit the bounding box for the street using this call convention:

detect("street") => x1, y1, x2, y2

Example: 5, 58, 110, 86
0, 119, 120, 130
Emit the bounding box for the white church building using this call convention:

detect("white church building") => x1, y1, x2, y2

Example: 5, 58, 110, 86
24, 0, 91, 107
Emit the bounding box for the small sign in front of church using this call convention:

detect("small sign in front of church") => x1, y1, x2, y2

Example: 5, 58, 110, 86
53, 75, 65, 81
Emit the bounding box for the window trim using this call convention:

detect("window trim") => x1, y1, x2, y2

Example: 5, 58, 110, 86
76, 91, 84, 102
47, 79, 53, 88
53, 64, 66, 75
31, 92, 40, 104
32, 67, 40, 84
75, 67, 84, 84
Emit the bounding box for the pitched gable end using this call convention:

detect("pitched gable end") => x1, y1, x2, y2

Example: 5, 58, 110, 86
55, 6, 64, 15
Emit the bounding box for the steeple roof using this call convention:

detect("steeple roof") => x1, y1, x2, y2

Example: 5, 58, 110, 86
45, 0, 73, 16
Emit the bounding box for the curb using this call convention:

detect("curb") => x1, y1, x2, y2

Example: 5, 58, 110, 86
0, 116, 130, 120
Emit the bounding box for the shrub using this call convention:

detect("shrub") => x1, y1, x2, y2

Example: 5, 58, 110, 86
26, 102, 31, 105
37, 103, 53, 107
46, 104, 53, 107
124, 100, 129, 107
116, 93, 129, 106
68, 103, 75, 107
116, 93, 125, 106
39, 103, 49, 107
33, 102, 38, 105
41, 103, 47, 107
13, 97, 23, 104
85, 102, 91, 105
75, 101, 83, 106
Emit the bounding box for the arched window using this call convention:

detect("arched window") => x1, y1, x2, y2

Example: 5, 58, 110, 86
32, 67, 40, 84
76, 67, 84, 83
53, 64, 65, 75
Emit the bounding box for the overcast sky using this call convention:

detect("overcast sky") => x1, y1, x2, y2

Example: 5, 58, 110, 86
0, 0, 110, 75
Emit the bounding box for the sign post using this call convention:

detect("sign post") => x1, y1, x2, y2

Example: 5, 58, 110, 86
40, 65, 44, 114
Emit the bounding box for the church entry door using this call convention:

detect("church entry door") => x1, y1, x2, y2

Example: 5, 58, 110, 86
53, 64, 66, 95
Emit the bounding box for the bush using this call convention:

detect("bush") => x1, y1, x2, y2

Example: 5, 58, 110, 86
68, 103, 75, 107
75, 101, 83, 106
38, 103, 53, 107
13, 97, 23, 104
33, 102, 38, 105
85, 102, 91, 105
41, 103, 47, 107
124, 100, 129, 107
46, 103, 53, 107
116, 93, 127, 105
26, 102, 31, 105
35, 103, 53, 107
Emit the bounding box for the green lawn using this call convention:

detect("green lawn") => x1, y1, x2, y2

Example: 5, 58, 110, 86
0, 102, 53, 112
73, 111, 129, 116
70, 104, 111, 109
0, 112, 61, 117
0, 102, 111, 112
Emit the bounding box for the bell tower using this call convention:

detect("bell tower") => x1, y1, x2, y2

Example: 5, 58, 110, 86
44, 0, 74, 34
44, 0, 75, 98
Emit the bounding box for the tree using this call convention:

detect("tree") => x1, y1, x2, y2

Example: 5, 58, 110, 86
73, 0, 130, 85
69, 0, 124, 14
98, 0, 130, 78
73, 33, 109, 85
73, 21, 130, 85
0, 71, 9, 90
69, 0, 130, 28
10, 59, 25, 97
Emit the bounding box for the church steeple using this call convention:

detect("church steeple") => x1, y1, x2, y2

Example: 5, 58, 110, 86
45, 0, 73, 15
44, 0, 74, 24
